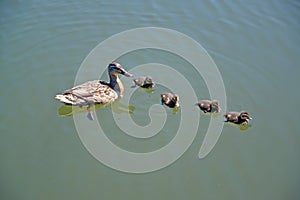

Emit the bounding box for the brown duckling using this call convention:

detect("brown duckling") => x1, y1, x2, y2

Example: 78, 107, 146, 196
196, 100, 221, 113
224, 111, 252, 125
161, 93, 180, 108
132, 76, 155, 88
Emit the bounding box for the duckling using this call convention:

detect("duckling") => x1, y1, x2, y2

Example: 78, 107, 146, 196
161, 93, 180, 108
224, 111, 252, 125
132, 76, 155, 88
196, 100, 221, 113
55, 62, 132, 120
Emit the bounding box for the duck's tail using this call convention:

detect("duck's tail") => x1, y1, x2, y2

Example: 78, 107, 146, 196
55, 94, 76, 105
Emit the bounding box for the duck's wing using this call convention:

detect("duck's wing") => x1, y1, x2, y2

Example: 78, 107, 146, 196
198, 100, 211, 111
225, 112, 239, 123
56, 80, 118, 105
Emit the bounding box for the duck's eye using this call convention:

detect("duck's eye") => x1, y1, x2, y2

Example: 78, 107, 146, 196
241, 114, 248, 119
115, 67, 123, 72
110, 65, 120, 71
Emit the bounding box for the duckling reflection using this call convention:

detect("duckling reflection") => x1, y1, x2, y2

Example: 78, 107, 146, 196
239, 124, 252, 131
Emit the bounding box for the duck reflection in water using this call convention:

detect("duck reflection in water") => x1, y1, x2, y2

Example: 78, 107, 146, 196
57, 98, 135, 120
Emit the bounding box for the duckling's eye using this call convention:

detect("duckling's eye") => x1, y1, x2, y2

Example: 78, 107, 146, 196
241, 114, 248, 118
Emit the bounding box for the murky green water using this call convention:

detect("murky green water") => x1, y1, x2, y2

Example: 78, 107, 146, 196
1, 1, 299, 199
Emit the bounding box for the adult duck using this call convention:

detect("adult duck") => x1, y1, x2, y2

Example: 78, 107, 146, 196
55, 62, 132, 118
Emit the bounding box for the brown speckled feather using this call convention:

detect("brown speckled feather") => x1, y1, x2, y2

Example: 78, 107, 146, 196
56, 80, 118, 105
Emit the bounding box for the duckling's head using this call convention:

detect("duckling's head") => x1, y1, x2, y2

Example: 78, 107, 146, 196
108, 62, 132, 77
240, 111, 252, 121
211, 100, 221, 113
173, 95, 180, 108
144, 76, 154, 84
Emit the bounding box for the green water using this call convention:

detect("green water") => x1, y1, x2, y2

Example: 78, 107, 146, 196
1, 0, 299, 199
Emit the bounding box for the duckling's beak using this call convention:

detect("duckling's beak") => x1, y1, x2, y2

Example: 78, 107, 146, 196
246, 117, 253, 122
120, 68, 133, 77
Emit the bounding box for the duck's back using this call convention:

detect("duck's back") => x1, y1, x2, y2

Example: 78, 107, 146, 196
56, 80, 118, 105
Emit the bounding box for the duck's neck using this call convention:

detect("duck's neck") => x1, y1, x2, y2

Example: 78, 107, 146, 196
109, 74, 124, 97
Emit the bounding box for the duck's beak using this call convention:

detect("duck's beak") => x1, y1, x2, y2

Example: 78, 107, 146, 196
120, 68, 133, 77
246, 117, 253, 122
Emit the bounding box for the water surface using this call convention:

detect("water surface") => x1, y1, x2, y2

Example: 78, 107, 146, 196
1, 1, 299, 200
